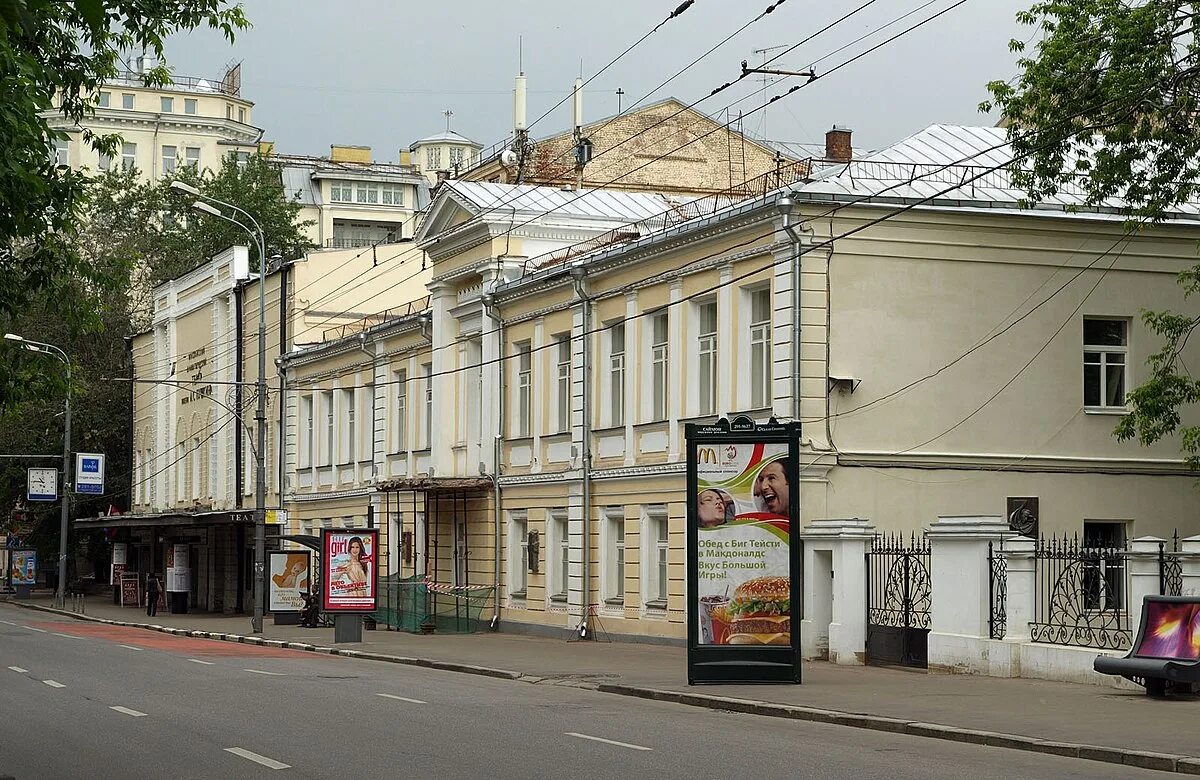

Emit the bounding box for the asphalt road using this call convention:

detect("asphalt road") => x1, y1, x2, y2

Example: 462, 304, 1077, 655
0, 602, 1174, 780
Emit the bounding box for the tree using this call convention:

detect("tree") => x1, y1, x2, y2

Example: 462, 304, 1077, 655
983, 1, 1200, 467
0, 0, 248, 408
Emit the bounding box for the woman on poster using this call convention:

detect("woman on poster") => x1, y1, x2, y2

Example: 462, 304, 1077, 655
334, 536, 369, 597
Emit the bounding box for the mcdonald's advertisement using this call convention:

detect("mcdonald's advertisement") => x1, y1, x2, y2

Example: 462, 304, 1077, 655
321, 529, 378, 612
693, 441, 793, 647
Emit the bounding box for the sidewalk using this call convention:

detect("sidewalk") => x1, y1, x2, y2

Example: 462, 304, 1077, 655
10, 593, 1198, 772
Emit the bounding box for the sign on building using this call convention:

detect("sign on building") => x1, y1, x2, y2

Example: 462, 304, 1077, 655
267, 550, 310, 613
166, 543, 191, 593
686, 417, 801, 684
26, 467, 57, 502
75, 453, 105, 495
321, 529, 378, 613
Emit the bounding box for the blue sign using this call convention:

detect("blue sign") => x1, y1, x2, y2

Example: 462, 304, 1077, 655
75, 453, 105, 495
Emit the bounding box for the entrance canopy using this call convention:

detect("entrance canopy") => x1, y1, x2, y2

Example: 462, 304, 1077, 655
74, 509, 253, 529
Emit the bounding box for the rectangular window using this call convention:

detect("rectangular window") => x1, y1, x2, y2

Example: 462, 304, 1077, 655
321, 390, 334, 466
121, 93, 134, 110
330, 182, 353, 203
422, 363, 433, 449
160, 96, 174, 112
361, 386, 374, 462
394, 369, 408, 452
552, 511, 569, 600
609, 322, 625, 427
300, 394, 314, 468
238, 107, 246, 123
449, 147, 464, 167
356, 182, 379, 204
161, 145, 176, 174
1082, 521, 1127, 611
1083, 318, 1128, 408
381, 184, 406, 206
340, 388, 355, 465
184, 98, 197, 114
226, 104, 233, 119
191, 436, 201, 499
516, 341, 532, 437
97, 91, 110, 108
509, 513, 528, 598
750, 288, 772, 409
556, 334, 571, 433
54, 138, 69, 167
185, 146, 200, 169
121, 142, 137, 170
651, 312, 669, 421
643, 507, 669, 607
697, 301, 718, 416
98, 152, 112, 172
426, 147, 443, 170
605, 510, 625, 603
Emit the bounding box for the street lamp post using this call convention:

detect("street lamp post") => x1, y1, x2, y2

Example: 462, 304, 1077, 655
171, 180, 268, 634
5, 334, 71, 608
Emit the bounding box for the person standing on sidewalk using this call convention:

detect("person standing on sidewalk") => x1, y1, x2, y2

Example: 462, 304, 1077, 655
146, 573, 161, 617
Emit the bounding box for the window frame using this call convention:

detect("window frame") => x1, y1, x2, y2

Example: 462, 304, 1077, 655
608, 322, 625, 428
642, 505, 669, 610
550, 509, 569, 601
321, 390, 334, 467
339, 387, 355, 465
1083, 317, 1129, 410
650, 312, 669, 422
184, 146, 200, 169
299, 394, 314, 469
515, 341, 532, 438
121, 93, 134, 110
749, 287, 772, 409
508, 512, 529, 599
394, 369, 408, 453
97, 91, 111, 108
160, 96, 174, 113
184, 98, 197, 115
696, 300, 718, 416
555, 333, 572, 433
603, 508, 625, 605
161, 145, 177, 174
421, 363, 433, 450
120, 142, 137, 171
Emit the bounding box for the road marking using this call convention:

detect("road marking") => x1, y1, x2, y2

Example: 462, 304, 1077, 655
8, 666, 27, 673
119, 645, 144, 651
243, 669, 285, 676
22, 626, 47, 633
42, 680, 66, 688
110, 706, 147, 717
0, 619, 17, 625
565, 732, 652, 751
53, 632, 83, 640
187, 659, 215, 665
224, 748, 290, 770
376, 693, 426, 704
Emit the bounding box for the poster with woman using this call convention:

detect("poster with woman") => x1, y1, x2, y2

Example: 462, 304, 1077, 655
268, 550, 310, 613
693, 442, 793, 647
321, 529, 378, 612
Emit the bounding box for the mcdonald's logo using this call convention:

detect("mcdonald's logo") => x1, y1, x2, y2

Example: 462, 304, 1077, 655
697, 447, 719, 464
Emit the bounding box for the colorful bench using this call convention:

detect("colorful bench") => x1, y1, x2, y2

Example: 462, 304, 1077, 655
1094, 596, 1200, 696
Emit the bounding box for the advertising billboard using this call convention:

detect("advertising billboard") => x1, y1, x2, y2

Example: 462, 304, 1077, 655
10, 550, 37, 586
687, 418, 801, 684
75, 453, 105, 495
111, 542, 128, 583
268, 550, 310, 613
321, 529, 378, 612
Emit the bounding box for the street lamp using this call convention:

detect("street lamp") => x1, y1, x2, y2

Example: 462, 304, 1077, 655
5, 333, 72, 608
172, 180, 269, 634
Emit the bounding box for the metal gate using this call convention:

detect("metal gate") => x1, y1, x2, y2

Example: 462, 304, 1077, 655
866, 533, 931, 668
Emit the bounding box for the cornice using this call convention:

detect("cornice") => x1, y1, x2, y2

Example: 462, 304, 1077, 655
839, 449, 1197, 476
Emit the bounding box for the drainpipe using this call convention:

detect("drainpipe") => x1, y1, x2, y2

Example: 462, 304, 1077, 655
776, 195, 803, 423
234, 286, 245, 508
481, 293, 504, 631
277, 260, 289, 503
569, 266, 593, 638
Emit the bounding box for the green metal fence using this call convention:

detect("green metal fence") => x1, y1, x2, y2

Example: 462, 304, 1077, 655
373, 574, 494, 634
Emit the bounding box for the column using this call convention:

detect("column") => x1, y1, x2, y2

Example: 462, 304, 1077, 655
1127, 536, 1167, 644
428, 280, 456, 476
800, 518, 875, 665
925, 515, 1010, 675
1002, 536, 1036, 643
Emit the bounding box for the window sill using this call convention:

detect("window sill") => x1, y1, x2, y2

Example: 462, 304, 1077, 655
510, 590, 527, 600
1083, 407, 1129, 417
604, 596, 625, 607
550, 594, 567, 604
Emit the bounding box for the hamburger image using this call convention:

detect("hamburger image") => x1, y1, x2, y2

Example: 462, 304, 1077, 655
725, 576, 790, 645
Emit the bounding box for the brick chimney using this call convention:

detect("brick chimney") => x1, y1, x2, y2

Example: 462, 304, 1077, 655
825, 125, 853, 163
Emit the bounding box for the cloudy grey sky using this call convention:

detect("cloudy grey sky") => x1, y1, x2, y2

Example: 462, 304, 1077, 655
162, 0, 1032, 162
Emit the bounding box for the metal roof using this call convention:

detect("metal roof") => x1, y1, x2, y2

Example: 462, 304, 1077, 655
411, 130, 482, 148
443, 181, 691, 223
276, 155, 431, 210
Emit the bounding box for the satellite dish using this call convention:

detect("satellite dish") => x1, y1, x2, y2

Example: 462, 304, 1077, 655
500, 148, 518, 168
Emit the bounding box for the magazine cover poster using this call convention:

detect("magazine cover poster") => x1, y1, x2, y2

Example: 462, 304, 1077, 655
694, 442, 792, 647
268, 550, 310, 613
322, 529, 378, 612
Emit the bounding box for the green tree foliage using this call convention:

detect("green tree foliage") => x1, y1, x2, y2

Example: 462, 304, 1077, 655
983, 1, 1200, 466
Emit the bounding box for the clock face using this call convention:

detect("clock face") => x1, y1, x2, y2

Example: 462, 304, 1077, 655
27, 468, 57, 500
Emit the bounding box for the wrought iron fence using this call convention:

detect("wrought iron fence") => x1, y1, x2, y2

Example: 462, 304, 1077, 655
1031, 536, 1131, 650
1160, 535, 1183, 597
988, 539, 1007, 640
867, 532, 932, 630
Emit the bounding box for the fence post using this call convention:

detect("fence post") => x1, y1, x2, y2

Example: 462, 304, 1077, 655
799, 518, 875, 665
925, 515, 1009, 675
1128, 536, 1166, 644
1181, 536, 1200, 597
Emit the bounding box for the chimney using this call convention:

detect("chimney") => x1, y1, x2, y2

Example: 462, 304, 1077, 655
330, 145, 371, 164
258, 140, 275, 156
399, 149, 412, 167
436, 170, 451, 183
825, 126, 853, 163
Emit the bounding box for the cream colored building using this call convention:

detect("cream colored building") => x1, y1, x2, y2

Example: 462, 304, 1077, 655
45, 58, 260, 178
410, 131, 483, 185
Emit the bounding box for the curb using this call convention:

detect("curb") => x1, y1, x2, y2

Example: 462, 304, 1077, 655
8, 599, 1198, 774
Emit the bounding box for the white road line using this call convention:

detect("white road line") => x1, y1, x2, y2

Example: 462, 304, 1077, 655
42, 680, 66, 689
565, 732, 652, 752
0, 619, 17, 625
376, 693, 427, 704
110, 706, 147, 717
187, 659, 215, 665
22, 626, 47, 633
223, 748, 290, 770
243, 669, 285, 676
8, 666, 27, 673
53, 632, 83, 640
119, 645, 144, 651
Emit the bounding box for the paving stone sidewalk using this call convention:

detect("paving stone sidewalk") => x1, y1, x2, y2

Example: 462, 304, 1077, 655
11, 592, 1199, 769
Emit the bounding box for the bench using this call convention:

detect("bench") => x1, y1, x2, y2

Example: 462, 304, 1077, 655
1094, 595, 1200, 696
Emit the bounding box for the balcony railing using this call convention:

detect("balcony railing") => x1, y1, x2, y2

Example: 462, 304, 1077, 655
321, 295, 431, 342
107, 70, 241, 97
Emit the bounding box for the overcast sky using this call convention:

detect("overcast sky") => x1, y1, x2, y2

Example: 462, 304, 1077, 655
162, 0, 1032, 162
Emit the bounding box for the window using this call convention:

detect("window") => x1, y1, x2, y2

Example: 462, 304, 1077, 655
121, 142, 137, 170
697, 301, 718, 415
509, 513, 528, 598
233, 150, 251, 165
185, 146, 200, 169
226, 104, 233, 119
609, 323, 625, 426
238, 107, 246, 123
184, 98, 197, 115
749, 288, 772, 409
426, 146, 443, 170
643, 507, 668, 607
555, 334, 571, 433
356, 182, 379, 204
321, 390, 334, 466
650, 312, 669, 421
1084, 318, 1128, 408
330, 181, 352, 203
97, 91, 110, 108
161, 145, 176, 174
121, 93, 134, 109
552, 511, 569, 601
300, 395, 314, 468
361, 387, 374, 462
1082, 521, 1127, 611
449, 147, 465, 168
605, 509, 625, 604
340, 388, 355, 464
98, 152, 112, 172
160, 96, 174, 112
515, 341, 532, 437
54, 138, 69, 167
381, 184, 405, 206
191, 436, 202, 499
422, 363, 433, 449
394, 369, 408, 451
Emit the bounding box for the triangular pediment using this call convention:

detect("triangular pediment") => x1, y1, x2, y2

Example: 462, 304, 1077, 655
415, 184, 484, 244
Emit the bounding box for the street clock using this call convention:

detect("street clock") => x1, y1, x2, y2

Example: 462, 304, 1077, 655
26, 467, 58, 502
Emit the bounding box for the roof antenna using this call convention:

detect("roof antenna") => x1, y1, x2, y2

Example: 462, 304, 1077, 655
519, 35, 523, 75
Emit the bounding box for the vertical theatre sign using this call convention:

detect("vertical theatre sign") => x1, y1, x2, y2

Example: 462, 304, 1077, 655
321, 529, 378, 612
687, 417, 801, 684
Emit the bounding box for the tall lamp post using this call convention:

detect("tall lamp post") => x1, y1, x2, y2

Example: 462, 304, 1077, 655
4, 334, 71, 608
171, 180, 268, 634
